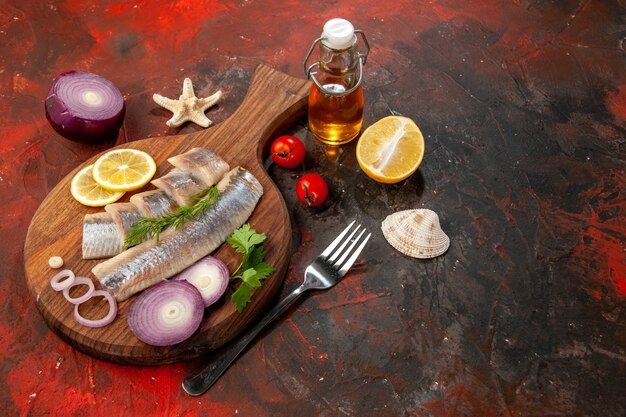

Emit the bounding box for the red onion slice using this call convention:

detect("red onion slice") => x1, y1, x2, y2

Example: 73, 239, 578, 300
128, 281, 204, 346
62, 276, 95, 305
74, 290, 118, 328
173, 256, 229, 307
45, 71, 125, 143
50, 269, 76, 292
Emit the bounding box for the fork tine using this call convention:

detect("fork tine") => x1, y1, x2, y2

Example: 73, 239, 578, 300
319, 220, 356, 260
333, 228, 366, 267
328, 224, 361, 263
337, 232, 371, 278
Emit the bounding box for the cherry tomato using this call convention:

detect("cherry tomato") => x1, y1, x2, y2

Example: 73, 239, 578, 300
296, 173, 328, 207
270, 135, 305, 168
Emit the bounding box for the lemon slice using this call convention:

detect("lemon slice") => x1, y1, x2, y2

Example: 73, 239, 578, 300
356, 116, 425, 184
70, 164, 125, 207
92, 149, 157, 191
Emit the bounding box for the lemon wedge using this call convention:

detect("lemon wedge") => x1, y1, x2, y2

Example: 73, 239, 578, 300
92, 149, 157, 192
70, 164, 125, 207
356, 116, 425, 184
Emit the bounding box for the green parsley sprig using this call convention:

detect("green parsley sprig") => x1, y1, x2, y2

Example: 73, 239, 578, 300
227, 224, 275, 313
124, 186, 220, 249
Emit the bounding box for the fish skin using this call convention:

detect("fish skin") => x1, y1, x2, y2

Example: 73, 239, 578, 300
151, 168, 208, 206
129, 189, 178, 218
104, 203, 143, 240
82, 212, 123, 259
92, 167, 263, 301
82, 148, 228, 260
168, 147, 230, 186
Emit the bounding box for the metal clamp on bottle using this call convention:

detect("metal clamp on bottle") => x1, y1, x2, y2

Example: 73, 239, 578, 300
303, 29, 370, 96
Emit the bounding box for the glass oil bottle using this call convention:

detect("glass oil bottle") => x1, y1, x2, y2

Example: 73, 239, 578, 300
304, 19, 370, 145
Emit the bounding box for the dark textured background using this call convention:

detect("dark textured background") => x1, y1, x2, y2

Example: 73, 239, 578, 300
1, 1, 624, 416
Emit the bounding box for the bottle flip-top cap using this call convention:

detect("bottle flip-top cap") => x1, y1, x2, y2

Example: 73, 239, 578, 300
322, 18, 356, 49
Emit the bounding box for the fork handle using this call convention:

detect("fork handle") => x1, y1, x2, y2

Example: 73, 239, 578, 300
182, 284, 308, 396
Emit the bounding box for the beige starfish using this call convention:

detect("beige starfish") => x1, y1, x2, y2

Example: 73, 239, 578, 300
153, 78, 222, 128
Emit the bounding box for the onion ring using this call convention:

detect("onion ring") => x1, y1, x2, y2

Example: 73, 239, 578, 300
62, 276, 95, 305
50, 269, 76, 292
173, 255, 229, 307
73, 290, 118, 328
48, 256, 64, 269
127, 281, 203, 346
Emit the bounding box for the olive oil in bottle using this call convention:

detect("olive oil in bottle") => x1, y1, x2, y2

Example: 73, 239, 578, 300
304, 19, 369, 146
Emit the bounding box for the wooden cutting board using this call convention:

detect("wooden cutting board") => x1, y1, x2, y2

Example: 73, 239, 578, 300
23, 65, 311, 365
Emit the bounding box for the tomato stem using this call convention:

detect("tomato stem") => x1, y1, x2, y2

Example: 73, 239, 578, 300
274, 144, 296, 158
302, 183, 313, 206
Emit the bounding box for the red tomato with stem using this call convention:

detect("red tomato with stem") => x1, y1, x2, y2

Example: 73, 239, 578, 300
296, 173, 328, 207
270, 135, 305, 168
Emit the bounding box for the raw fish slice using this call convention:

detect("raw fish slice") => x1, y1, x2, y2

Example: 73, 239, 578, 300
130, 189, 178, 218
168, 148, 230, 186
104, 203, 143, 240
93, 167, 263, 301
151, 168, 208, 207
82, 213, 123, 259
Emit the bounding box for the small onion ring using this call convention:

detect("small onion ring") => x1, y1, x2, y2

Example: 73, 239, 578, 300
50, 269, 76, 292
73, 290, 118, 328
62, 276, 95, 305
48, 256, 64, 269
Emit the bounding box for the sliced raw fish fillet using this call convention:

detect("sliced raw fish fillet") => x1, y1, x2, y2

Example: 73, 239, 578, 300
82, 212, 123, 259
168, 148, 230, 186
151, 168, 208, 206
104, 203, 143, 240
93, 167, 263, 301
130, 189, 178, 218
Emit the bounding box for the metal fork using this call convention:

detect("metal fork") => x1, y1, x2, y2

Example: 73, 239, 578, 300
182, 220, 371, 396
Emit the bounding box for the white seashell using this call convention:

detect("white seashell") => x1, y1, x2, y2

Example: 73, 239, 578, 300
381, 209, 450, 259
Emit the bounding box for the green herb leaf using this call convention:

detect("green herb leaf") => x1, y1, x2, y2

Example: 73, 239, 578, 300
227, 224, 274, 313
244, 246, 266, 271
124, 186, 219, 250
253, 262, 275, 280
227, 224, 267, 254
192, 186, 220, 217
124, 217, 160, 249
241, 268, 262, 288
231, 284, 251, 313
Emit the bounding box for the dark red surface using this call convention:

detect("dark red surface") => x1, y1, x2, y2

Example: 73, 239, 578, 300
1, 1, 625, 416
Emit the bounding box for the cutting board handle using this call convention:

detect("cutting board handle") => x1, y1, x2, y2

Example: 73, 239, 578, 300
194, 64, 312, 161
